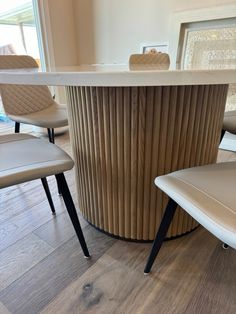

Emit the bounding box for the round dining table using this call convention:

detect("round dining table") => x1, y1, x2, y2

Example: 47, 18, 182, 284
1, 64, 236, 240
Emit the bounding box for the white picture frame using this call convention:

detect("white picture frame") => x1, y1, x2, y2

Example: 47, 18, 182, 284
168, 4, 236, 65
140, 42, 168, 54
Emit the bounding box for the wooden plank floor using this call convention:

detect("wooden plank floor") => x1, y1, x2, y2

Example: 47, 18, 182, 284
0, 120, 236, 314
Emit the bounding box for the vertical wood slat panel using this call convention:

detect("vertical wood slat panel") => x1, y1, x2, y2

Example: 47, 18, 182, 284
135, 87, 147, 240
66, 87, 87, 219
165, 86, 178, 237
90, 87, 102, 227
85, 88, 99, 227
130, 87, 138, 238
66, 84, 228, 240
109, 88, 119, 235
149, 87, 162, 240
81, 87, 95, 223
96, 87, 108, 231
141, 87, 154, 240
156, 87, 170, 238
124, 88, 131, 239
116, 88, 124, 237
102, 87, 113, 233
170, 86, 186, 236
74, 87, 90, 220
181, 86, 199, 235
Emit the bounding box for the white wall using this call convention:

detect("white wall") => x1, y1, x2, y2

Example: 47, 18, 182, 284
39, 0, 78, 102
74, 0, 236, 64
40, 0, 78, 67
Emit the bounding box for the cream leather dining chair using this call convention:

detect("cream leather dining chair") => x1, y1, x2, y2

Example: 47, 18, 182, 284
144, 162, 236, 274
221, 110, 236, 142
129, 53, 170, 70
0, 55, 68, 143
0, 133, 90, 258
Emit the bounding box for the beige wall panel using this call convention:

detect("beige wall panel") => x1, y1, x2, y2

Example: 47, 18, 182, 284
46, 0, 78, 66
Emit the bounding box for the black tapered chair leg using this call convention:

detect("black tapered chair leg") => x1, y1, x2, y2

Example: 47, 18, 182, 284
47, 128, 52, 143
41, 177, 56, 215
51, 128, 60, 194
51, 128, 55, 144
220, 129, 226, 144
47, 128, 55, 144
55, 173, 90, 258
47, 128, 61, 194
15, 122, 20, 133
55, 175, 62, 196
144, 198, 178, 274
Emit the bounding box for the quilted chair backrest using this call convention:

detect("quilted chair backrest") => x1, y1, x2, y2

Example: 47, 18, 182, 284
0, 55, 54, 115
129, 53, 170, 70
0, 55, 39, 69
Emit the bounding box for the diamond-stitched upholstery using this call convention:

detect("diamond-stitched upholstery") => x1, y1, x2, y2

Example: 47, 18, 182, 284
129, 53, 170, 70
0, 84, 55, 115
0, 55, 54, 115
0, 55, 38, 69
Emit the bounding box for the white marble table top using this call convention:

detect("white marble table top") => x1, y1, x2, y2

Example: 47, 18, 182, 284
0, 64, 236, 87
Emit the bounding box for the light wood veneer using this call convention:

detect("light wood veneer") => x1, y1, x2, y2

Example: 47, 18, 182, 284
66, 84, 228, 240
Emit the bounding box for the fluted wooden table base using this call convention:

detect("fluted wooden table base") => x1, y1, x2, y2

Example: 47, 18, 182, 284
66, 85, 228, 240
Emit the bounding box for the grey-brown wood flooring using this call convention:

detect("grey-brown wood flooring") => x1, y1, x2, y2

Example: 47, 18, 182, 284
0, 120, 236, 314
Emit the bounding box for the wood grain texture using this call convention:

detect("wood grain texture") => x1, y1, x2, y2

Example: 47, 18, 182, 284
66, 85, 228, 240
0, 192, 65, 253
34, 211, 88, 248
0, 301, 10, 314
0, 122, 236, 314
0, 233, 53, 291
183, 245, 236, 314
41, 228, 236, 314
0, 226, 115, 314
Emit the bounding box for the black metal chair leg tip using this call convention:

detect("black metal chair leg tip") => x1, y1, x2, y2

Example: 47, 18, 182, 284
52, 211, 56, 216
222, 243, 229, 250
144, 271, 151, 276
84, 255, 91, 259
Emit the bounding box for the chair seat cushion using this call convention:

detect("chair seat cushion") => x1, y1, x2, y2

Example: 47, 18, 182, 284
8, 103, 68, 128
0, 134, 74, 188
155, 162, 236, 249
223, 110, 236, 134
